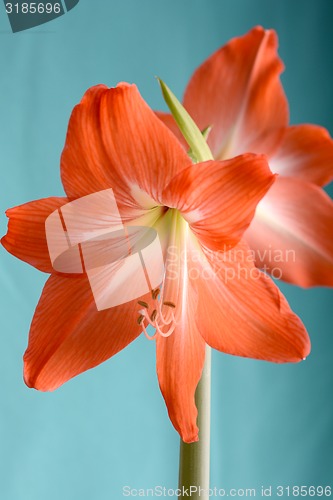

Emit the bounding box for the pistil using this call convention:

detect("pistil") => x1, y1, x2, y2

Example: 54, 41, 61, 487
136, 209, 189, 340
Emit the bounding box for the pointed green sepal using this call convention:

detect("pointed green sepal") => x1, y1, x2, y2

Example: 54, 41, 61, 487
201, 125, 212, 142
157, 78, 213, 162
188, 126, 213, 163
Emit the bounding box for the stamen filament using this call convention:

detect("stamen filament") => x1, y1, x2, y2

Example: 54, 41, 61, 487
142, 322, 157, 340
155, 321, 176, 338
156, 300, 174, 326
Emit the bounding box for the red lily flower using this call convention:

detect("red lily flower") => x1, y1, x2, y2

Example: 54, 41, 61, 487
1, 83, 310, 443
157, 26, 333, 288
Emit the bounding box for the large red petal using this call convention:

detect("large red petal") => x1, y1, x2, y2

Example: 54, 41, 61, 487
1, 197, 68, 273
189, 242, 310, 362
183, 26, 288, 159
162, 154, 275, 251
269, 125, 333, 187
154, 221, 206, 444
61, 84, 191, 216
24, 273, 152, 391
245, 177, 333, 287
156, 295, 206, 444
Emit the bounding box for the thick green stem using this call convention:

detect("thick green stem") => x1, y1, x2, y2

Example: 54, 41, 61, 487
178, 346, 211, 499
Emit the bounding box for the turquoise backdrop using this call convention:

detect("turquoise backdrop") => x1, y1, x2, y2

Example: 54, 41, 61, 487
0, 1, 332, 499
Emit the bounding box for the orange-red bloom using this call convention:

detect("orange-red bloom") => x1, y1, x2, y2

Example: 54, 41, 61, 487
157, 26, 333, 288
2, 82, 310, 443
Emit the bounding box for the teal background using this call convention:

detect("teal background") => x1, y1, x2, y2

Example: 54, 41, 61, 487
0, 1, 332, 499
